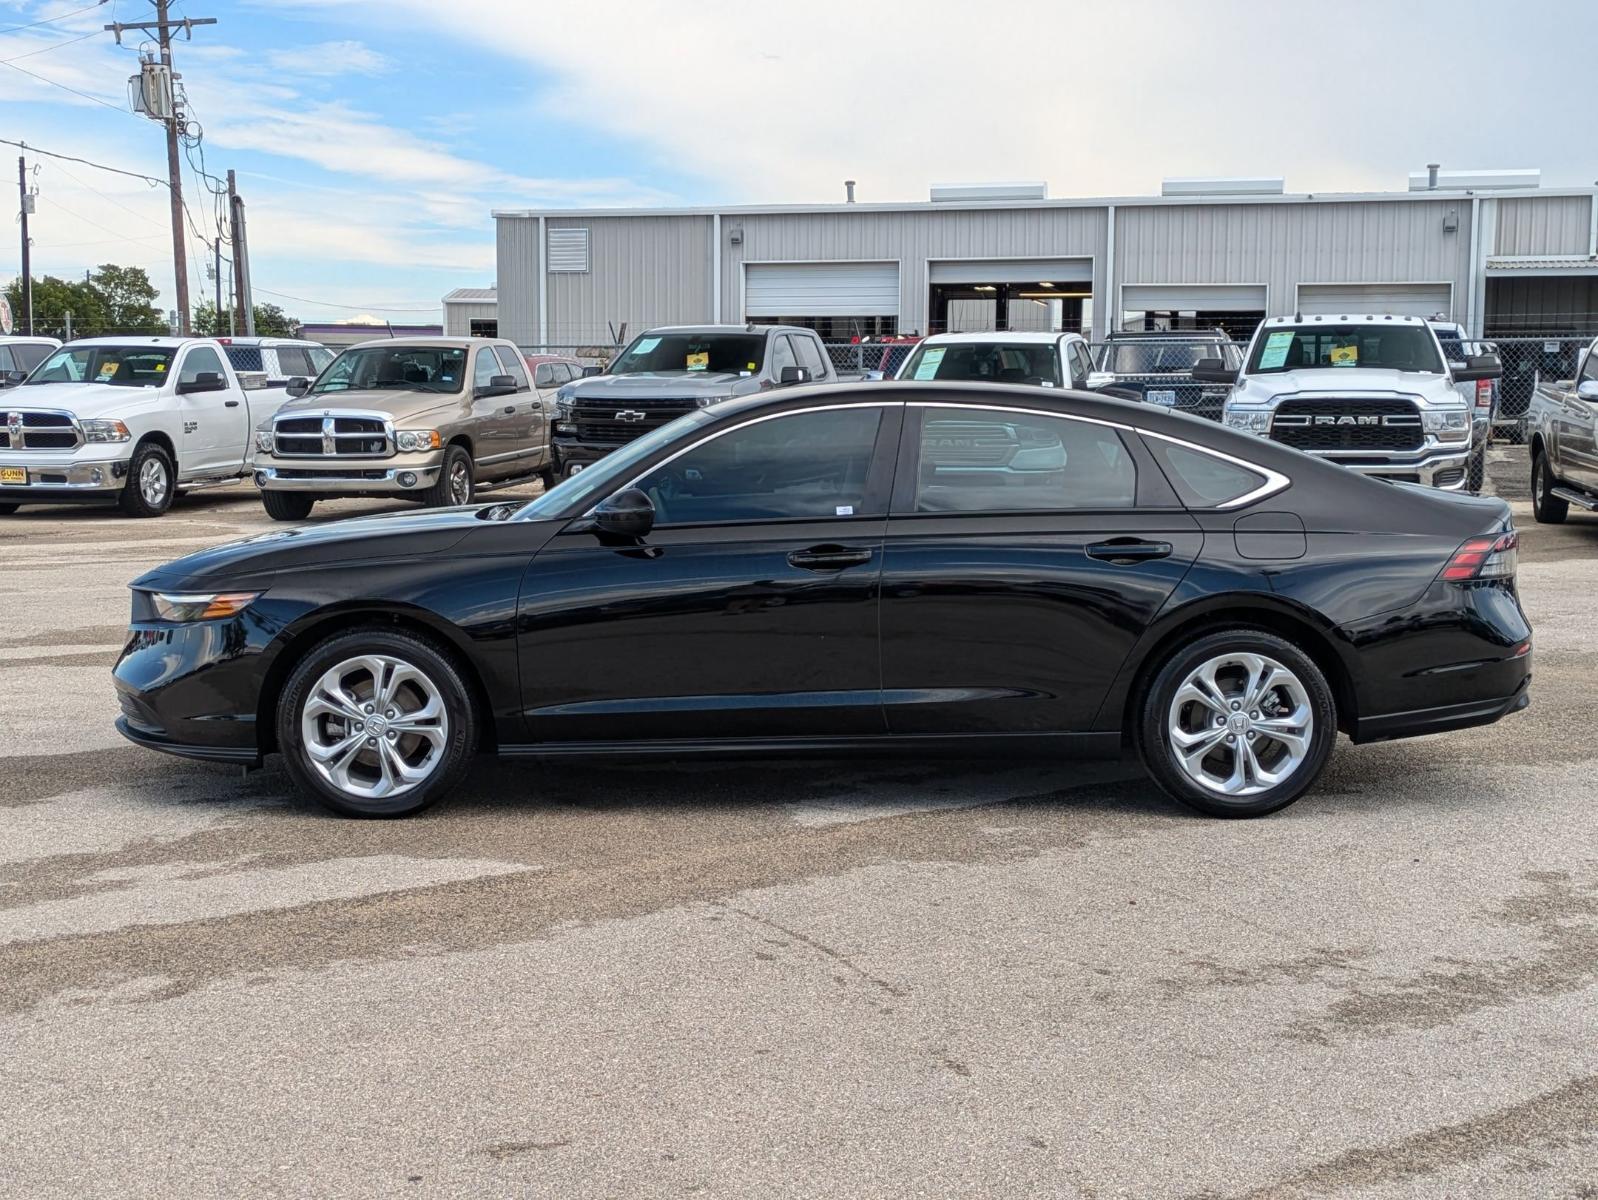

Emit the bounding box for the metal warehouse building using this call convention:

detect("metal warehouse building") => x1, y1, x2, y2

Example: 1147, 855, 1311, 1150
471, 174, 1598, 347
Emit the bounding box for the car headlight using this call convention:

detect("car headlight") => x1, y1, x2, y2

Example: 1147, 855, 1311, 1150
395, 430, 442, 452
1223, 408, 1272, 434
80, 418, 131, 443
151, 591, 261, 622
1422, 409, 1470, 443
254, 430, 274, 454
695, 395, 733, 408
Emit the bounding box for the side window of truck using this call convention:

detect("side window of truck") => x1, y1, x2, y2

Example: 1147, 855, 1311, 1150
795, 335, 828, 379
180, 345, 226, 385
1582, 351, 1598, 384
771, 336, 799, 377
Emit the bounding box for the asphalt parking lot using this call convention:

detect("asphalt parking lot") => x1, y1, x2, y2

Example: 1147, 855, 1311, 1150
2, 453, 1596, 1200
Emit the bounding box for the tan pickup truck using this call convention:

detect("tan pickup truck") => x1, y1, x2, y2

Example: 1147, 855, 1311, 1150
251, 337, 559, 520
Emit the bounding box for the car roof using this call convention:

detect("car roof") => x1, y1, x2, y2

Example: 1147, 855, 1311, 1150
215, 337, 327, 347
637, 324, 803, 337
1103, 329, 1228, 340
522, 353, 581, 364
1263, 314, 1427, 327
345, 336, 488, 351
58, 336, 223, 349
916, 331, 1077, 345
0, 335, 59, 344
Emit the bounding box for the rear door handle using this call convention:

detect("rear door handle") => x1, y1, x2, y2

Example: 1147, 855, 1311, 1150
787, 545, 874, 571
1086, 538, 1173, 564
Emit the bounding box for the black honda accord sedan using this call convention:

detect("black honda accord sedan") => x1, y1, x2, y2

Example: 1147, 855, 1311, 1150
114, 382, 1531, 818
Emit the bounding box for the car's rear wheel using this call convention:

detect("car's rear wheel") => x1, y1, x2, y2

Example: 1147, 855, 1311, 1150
1532, 451, 1568, 524
1137, 630, 1336, 818
276, 628, 479, 817
118, 441, 175, 517
261, 490, 316, 522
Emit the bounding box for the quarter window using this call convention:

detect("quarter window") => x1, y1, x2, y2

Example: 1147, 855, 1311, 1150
1147, 439, 1268, 507
907, 407, 1136, 512
633, 407, 884, 526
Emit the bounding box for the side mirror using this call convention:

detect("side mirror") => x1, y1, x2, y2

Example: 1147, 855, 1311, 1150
1577, 380, 1598, 402
592, 487, 655, 540
285, 377, 310, 398
176, 371, 227, 395
476, 374, 519, 398
1191, 358, 1238, 385
581, 364, 603, 377
1085, 370, 1117, 391
778, 366, 811, 385
1453, 354, 1503, 383
0, 370, 25, 388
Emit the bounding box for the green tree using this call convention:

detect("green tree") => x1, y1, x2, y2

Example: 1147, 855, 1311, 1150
3, 275, 109, 339
192, 301, 300, 338
89, 264, 164, 334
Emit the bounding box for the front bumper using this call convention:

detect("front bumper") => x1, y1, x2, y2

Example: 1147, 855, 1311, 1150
552, 437, 627, 476
0, 456, 131, 502
253, 453, 442, 495
113, 614, 274, 759
1331, 447, 1473, 491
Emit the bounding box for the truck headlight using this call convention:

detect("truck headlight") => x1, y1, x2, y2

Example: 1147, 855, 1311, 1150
555, 387, 575, 421
395, 429, 442, 452
80, 419, 131, 443
1223, 408, 1272, 434
1422, 409, 1470, 443
254, 430, 274, 454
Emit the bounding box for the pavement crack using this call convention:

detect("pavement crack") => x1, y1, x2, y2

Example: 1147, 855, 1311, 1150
715, 901, 908, 998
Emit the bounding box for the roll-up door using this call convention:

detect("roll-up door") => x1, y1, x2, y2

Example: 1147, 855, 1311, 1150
744, 262, 899, 317
1121, 284, 1267, 312
1296, 283, 1452, 318
928, 258, 1091, 285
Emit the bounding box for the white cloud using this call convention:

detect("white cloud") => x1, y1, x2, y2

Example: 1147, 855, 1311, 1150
266, 40, 392, 76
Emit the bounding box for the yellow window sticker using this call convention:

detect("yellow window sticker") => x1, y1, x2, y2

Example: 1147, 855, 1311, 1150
1329, 343, 1358, 367
154, 362, 166, 372
96, 362, 120, 380
686, 351, 709, 371
746, 362, 757, 371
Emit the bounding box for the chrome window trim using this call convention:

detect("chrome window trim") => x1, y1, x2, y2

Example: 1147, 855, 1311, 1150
1140, 429, 1292, 510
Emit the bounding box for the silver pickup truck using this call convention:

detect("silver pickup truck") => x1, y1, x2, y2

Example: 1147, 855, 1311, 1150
1525, 335, 1598, 523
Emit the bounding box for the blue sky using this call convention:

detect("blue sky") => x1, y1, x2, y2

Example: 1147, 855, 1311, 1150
4, 0, 1597, 326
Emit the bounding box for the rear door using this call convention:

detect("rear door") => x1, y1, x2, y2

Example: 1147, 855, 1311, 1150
878, 399, 1203, 735
176, 344, 245, 475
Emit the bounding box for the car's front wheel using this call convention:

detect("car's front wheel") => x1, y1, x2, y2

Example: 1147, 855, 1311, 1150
0, 503, 18, 516
1137, 630, 1336, 818
1532, 451, 1568, 524
276, 628, 479, 817
118, 441, 175, 517
261, 490, 316, 522
421, 445, 473, 508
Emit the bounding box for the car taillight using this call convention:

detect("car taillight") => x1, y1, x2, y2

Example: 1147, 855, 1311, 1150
1441, 531, 1517, 581
1475, 379, 1492, 410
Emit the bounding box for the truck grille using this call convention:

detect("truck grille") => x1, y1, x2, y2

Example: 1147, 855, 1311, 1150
0, 410, 81, 451
273, 414, 389, 457
1269, 398, 1423, 452
1113, 378, 1229, 421
573, 397, 702, 444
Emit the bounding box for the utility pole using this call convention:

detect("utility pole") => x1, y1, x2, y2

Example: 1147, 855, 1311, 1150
228, 169, 255, 336
106, 2, 217, 337
213, 237, 223, 334
17, 156, 32, 336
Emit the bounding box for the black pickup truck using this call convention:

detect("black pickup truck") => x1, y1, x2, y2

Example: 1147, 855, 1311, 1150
1095, 329, 1242, 421
552, 324, 835, 477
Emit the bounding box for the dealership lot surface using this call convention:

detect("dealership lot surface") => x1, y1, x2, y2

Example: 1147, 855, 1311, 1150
2, 470, 1595, 1199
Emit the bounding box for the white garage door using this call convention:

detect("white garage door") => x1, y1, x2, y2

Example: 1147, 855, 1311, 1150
745, 262, 899, 318
1121, 284, 1266, 312
1296, 283, 1452, 319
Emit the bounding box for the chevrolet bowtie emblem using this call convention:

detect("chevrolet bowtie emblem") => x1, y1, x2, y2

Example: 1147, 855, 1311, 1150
614, 410, 647, 423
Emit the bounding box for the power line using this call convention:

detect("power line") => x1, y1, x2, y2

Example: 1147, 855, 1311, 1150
249, 284, 442, 314
0, 56, 132, 114
0, 28, 101, 62
0, 0, 108, 36
0, 137, 165, 187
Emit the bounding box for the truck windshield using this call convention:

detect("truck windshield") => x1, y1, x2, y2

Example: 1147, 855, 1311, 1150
1246, 325, 1443, 375
26, 345, 176, 386
900, 342, 1063, 385
1100, 341, 1222, 375
609, 334, 766, 376
310, 345, 468, 394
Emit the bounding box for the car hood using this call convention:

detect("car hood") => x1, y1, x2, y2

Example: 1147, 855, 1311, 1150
132, 504, 496, 588
272, 387, 463, 424
1236, 368, 1455, 398
568, 373, 759, 399
8, 382, 169, 416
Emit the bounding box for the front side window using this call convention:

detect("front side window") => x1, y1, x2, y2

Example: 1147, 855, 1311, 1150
473, 347, 505, 390
13, 343, 52, 371
633, 407, 883, 525
609, 333, 766, 376
493, 346, 529, 388
27, 345, 176, 387
771, 336, 798, 375
1247, 325, 1443, 375
794, 336, 828, 378
0, 346, 13, 373
1581, 351, 1598, 384
311, 345, 468, 394
179, 346, 225, 383
909, 407, 1135, 512
309, 347, 334, 372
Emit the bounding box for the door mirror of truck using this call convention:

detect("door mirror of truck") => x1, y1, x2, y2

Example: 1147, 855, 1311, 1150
475, 374, 519, 398
176, 371, 228, 395
581, 364, 603, 377
1085, 370, 1117, 391
1577, 380, 1598, 402
1190, 358, 1238, 385
1452, 355, 1503, 383
778, 366, 811, 386
592, 487, 655, 540
0, 370, 25, 388
285, 377, 310, 398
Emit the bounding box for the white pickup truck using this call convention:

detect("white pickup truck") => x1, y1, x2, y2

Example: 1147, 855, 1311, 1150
1525, 335, 1598, 523
1204, 314, 1501, 492
895, 330, 1124, 393
0, 336, 293, 517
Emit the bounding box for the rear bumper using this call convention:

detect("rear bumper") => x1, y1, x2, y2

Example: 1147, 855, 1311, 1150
1351, 672, 1530, 743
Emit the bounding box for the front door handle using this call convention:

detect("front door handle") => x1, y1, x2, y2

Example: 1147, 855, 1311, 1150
1086, 538, 1173, 564
224, 400, 239, 408
787, 545, 874, 571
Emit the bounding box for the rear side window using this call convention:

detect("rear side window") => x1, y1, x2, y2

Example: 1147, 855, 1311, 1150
533, 362, 558, 387
1147, 438, 1268, 507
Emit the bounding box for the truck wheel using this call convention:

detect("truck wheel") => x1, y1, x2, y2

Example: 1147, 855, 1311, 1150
538, 463, 557, 491
117, 441, 175, 518
261, 491, 316, 522
1532, 451, 1568, 524
421, 445, 473, 508
1467, 443, 1487, 495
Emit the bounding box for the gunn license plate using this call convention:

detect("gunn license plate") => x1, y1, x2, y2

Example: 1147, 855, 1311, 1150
1147, 390, 1178, 406
0, 467, 26, 486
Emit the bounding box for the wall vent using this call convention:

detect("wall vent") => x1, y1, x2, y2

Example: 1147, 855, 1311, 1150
547, 227, 590, 273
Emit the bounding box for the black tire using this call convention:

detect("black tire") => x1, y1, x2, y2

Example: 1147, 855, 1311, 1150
0, 503, 18, 516
276, 627, 479, 818
1532, 451, 1568, 524
1136, 629, 1337, 819
421, 445, 473, 508
538, 463, 557, 491
261, 490, 316, 522
117, 440, 175, 517
1467, 442, 1487, 496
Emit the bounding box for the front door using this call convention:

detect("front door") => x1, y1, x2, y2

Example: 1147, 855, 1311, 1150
517, 403, 902, 742
1558, 352, 1598, 492
468, 344, 527, 481
879, 402, 1203, 735
176, 344, 244, 476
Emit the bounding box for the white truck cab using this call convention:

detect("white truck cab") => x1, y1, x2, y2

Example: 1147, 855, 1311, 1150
0, 336, 297, 517
895, 330, 1114, 391
0, 336, 61, 387
1206, 314, 1501, 492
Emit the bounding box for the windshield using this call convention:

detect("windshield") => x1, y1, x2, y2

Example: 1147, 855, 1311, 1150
1100, 340, 1222, 375
900, 342, 1063, 386
1246, 325, 1443, 375
26, 345, 176, 386
517, 408, 716, 519
609, 333, 765, 376
309, 345, 468, 394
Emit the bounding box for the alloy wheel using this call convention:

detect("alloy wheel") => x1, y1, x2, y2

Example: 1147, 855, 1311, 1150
448, 461, 471, 505
300, 653, 450, 800
139, 457, 169, 508
1167, 651, 1313, 797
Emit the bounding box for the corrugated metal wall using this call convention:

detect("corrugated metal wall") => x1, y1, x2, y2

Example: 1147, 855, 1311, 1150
442, 303, 497, 336
1494, 196, 1593, 256
544, 214, 712, 344
496, 216, 540, 345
